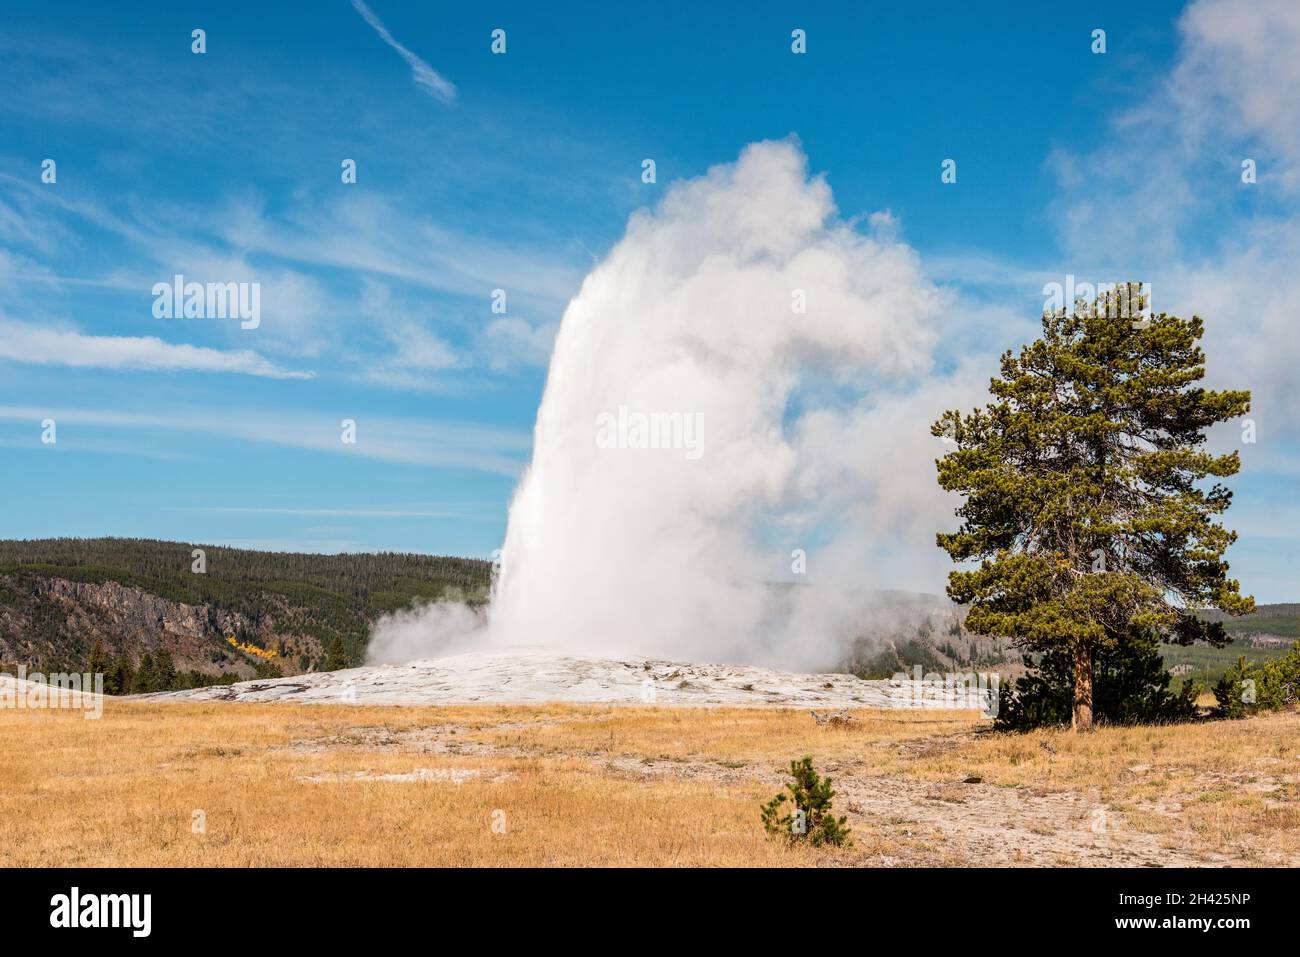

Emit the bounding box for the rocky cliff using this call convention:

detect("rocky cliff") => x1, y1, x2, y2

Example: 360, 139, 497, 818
0, 574, 324, 679
0, 537, 495, 683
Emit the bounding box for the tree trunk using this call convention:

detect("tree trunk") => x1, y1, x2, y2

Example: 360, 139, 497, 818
1071, 642, 1094, 732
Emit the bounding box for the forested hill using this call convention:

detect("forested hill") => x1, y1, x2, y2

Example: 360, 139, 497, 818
0, 537, 492, 690
1199, 603, 1300, 642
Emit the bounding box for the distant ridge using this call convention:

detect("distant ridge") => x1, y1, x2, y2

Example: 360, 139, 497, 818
0, 537, 491, 689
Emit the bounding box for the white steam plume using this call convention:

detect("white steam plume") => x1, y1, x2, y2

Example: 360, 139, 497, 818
369, 139, 948, 669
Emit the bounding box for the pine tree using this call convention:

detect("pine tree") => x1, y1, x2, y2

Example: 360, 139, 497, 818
324, 637, 348, 672
996, 631, 1198, 729
154, 649, 177, 691
85, 641, 109, 680
1213, 655, 1254, 719
933, 286, 1254, 731
135, 652, 156, 694
105, 654, 133, 695
760, 756, 852, 847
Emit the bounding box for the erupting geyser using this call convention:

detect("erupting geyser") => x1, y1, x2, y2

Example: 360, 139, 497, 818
369, 139, 945, 669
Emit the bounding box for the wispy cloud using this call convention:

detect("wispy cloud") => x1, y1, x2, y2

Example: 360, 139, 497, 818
174, 506, 493, 519
1044, 0, 1300, 444
3, 169, 584, 351
356, 300, 466, 392
220, 192, 584, 309
0, 318, 313, 379
350, 0, 456, 104
0, 405, 528, 477
389, 325, 460, 370
479, 316, 558, 370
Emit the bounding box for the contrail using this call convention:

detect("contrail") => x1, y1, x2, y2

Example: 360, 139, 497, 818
350, 0, 456, 104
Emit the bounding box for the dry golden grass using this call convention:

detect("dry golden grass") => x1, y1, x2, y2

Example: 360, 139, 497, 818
2, 700, 1296, 866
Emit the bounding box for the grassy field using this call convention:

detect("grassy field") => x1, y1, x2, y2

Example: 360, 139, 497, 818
2, 700, 1297, 867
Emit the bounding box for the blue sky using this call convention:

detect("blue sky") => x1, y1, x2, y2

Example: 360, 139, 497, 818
2, 0, 1297, 600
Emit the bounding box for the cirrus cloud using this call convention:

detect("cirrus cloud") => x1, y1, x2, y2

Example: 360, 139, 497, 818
0, 318, 313, 379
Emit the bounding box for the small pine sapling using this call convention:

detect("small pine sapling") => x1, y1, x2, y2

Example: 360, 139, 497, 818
760, 756, 852, 847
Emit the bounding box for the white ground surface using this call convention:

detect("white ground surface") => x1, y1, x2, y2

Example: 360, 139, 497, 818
144, 648, 991, 710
